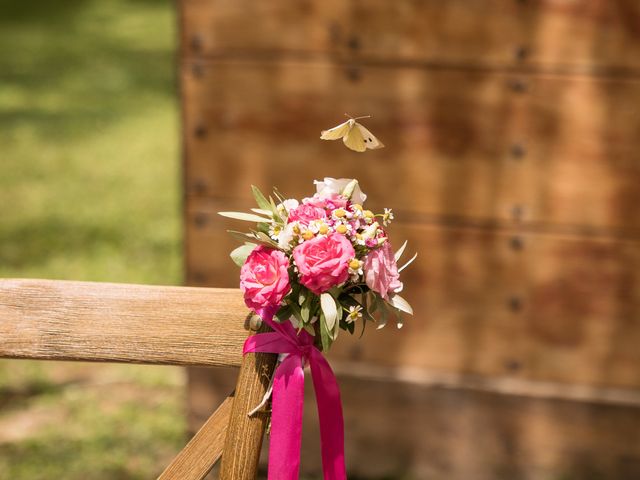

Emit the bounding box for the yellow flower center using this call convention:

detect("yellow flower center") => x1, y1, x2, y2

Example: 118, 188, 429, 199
335, 224, 348, 234
318, 223, 329, 235
363, 210, 374, 219
334, 208, 347, 218
349, 259, 360, 270
352, 204, 363, 211
302, 230, 314, 240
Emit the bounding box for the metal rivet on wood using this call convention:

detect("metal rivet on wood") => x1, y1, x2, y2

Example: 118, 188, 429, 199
190, 34, 203, 53
510, 143, 526, 159
194, 124, 207, 138
194, 212, 209, 228
346, 66, 361, 82
191, 62, 204, 79
511, 205, 524, 222
508, 296, 523, 312
508, 78, 528, 93
509, 236, 524, 251
514, 45, 530, 62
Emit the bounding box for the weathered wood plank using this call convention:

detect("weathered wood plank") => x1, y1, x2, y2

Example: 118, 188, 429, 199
181, 61, 640, 236
180, 0, 640, 73
158, 395, 234, 480
185, 198, 640, 389
219, 322, 277, 480
299, 375, 640, 479
187, 371, 640, 479
0, 279, 249, 367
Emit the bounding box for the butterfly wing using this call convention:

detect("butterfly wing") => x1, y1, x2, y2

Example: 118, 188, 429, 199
342, 124, 367, 152
355, 123, 385, 150
320, 120, 352, 140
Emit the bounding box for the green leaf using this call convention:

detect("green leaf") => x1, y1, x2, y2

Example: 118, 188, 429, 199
320, 293, 338, 333
251, 208, 273, 216
274, 305, 293, 323
288, 301, 304, 326
345, 320, 355, 334
227, 230, 275, 248
251, 185, 272, 211
252, 231, 278, 247
320, 313, 332, 351
219, 211, 272, 223
230, 243, 256, 267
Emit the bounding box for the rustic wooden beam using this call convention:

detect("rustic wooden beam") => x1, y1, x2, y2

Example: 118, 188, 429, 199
158, 395, 234, 480
0, 279, 249, 367
219, 321, 277, 480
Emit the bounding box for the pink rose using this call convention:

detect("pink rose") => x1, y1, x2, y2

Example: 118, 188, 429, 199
287, 203, 327, 226
303, 193, 348, 210
293, 233, 355, 294
240, 246, 291, 316
364, 242, 403, 300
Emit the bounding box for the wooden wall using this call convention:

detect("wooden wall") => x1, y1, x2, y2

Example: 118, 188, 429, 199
179, 1, 640, 478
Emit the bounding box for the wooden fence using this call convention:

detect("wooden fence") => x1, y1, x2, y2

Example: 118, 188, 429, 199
179, 1, 640, 477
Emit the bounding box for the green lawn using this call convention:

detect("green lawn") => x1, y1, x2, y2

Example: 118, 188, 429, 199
0, 0, 184, 478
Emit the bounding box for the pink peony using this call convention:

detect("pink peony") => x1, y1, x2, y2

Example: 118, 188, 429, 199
292, 233, 355, 294
287, 203, 327, 226
240, 246, 291, 317
363, 242, 403, 300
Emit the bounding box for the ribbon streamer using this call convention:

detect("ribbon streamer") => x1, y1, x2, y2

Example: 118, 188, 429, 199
243, 314, 346, 480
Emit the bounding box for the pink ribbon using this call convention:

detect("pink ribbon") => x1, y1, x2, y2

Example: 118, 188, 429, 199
243, 312, 346, 480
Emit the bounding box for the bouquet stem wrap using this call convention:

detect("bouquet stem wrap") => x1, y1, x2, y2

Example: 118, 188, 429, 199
243, 312, 346, 480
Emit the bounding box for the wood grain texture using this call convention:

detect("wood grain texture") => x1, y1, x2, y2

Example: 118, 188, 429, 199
0, 279, 249, 367
187, 371, 640, 479
299, 375, 640, 479
219, 323, 277, 480
180, 0, 640, 74
186, 198, 640, 390
158, 395, 234, 480
182, 61, 640, 237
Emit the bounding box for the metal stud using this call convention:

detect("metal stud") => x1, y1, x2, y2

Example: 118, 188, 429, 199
510, 143, 526, 160
508, 296, 523, 312
509, 236, 524, 251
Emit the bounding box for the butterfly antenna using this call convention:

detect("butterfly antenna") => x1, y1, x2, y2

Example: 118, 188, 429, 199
344, 113, 353, 119
353, 115, 372, 120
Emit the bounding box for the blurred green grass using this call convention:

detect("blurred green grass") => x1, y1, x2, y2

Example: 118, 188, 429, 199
0, 0, 184, 478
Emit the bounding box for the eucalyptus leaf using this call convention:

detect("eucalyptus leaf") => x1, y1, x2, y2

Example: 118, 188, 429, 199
227, 230, 274, 247
320, 313, 332, 351
387, 293, 414, 315
376, 298, 390, 329
219, 211, 272, 223
320, 293, 338, 332
394, 240, 408, 262
398, 252, 418, 273
229, 243, 257, 267
254, 231, 278, 247
251, 185, 273, 211
251, 208, 273, 216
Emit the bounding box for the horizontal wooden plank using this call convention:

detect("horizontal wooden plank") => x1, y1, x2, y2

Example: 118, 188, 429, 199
181, 61, 640, 237
180, 0, 640, 74
185, 197, 640, 389
187, 372, 640, 480
0, 279, 250, 367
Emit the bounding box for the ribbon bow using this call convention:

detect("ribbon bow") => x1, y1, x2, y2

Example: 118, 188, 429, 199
243, 314, 346, 480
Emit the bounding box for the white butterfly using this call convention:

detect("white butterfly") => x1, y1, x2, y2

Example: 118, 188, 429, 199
320, 114, 384, 152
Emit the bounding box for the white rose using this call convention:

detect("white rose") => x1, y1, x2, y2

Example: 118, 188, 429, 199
313, 177, 367, 205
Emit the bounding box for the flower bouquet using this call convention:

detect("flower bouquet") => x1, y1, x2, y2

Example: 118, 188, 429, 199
219, 177, 416, 479
220, 177, 416, 350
